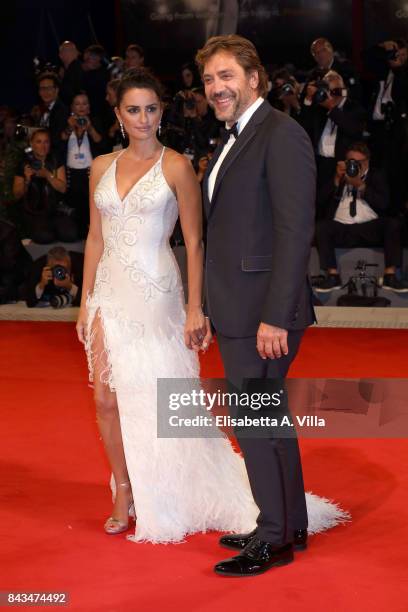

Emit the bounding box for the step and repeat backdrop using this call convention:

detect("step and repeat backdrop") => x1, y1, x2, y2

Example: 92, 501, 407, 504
120, 0, 354, 69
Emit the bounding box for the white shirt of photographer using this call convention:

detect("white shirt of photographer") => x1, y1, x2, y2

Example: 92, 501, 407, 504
334, 182, 378, 224
373, 70, 394, 121
208, 96, 264, 201
318, 97, 347, 158
67, 131, 93, 169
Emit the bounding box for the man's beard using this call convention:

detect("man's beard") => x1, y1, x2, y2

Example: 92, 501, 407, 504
210, 89, 252, 123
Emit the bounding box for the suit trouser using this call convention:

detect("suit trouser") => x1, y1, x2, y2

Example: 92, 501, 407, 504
315, 217, 403, 270
216, 330, 308, 545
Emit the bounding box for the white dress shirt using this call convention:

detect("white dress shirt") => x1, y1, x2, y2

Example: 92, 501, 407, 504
208, 96, 264, 201
318, 97, 347, 158
334, 180, 378, 224
373, 70, 394, 121
67, 131, 93, 169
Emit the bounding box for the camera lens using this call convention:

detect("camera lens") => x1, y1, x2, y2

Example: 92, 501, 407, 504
52, 265, 67, 281
345, 159, 360, 178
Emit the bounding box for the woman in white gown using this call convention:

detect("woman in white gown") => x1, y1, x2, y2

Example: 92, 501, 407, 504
76, 69, 348, 544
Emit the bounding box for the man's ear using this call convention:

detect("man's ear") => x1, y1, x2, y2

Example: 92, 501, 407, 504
249, 70, 259, 91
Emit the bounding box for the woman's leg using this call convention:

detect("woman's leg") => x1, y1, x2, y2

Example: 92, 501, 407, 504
90, 311, 133, 525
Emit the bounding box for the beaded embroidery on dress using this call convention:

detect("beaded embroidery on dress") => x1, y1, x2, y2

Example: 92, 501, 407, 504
85, 147, 350, 543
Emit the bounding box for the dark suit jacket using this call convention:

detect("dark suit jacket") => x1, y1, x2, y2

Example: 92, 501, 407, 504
364, 45, 408, 122
317, 167, 390, 220
48, 99, 69, 153
203, 101, 316, 337
24, 250, 83, 308
299, 97, 366, 161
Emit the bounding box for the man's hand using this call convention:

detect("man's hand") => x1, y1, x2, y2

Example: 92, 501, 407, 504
39, 266, 53, 290
305, 82, 317, 103
334, 160, 346, 186
257, 322, 288, 360
23, 164, 35, 182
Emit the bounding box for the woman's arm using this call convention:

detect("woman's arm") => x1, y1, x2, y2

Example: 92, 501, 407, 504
168, 152, 211, 351
40, 165, 67, 193
76, 156, 106, 343
12, 175, 26, 200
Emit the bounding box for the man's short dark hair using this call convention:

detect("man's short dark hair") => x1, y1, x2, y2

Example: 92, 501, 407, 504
84, 44, 105, 59
37, 72, 60, 88
347, 142, 371, 159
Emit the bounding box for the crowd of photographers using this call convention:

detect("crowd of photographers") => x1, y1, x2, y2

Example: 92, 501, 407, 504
1, 35, 408, 308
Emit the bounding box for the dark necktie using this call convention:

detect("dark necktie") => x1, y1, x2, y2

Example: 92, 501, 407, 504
220, 122, 238, 144
349, 187, 357, 217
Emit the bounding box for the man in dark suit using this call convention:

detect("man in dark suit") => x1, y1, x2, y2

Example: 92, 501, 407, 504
314, 142, 408, 293
196, 35, 316, 577
24, 246, 83, 308
35, 72, 69, 155
299, 70, 365, 215
309, 37, 362, 101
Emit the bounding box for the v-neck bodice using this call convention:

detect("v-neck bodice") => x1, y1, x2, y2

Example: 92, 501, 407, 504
91, 146, 180, 304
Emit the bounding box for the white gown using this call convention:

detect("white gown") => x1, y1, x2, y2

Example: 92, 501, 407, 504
85, 147, 349, 544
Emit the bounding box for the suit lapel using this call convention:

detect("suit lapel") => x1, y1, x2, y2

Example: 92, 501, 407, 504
203, 142, 224, 217
206, 101, 272, 218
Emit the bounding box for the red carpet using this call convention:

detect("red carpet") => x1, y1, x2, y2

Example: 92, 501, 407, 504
2, 323, 408, 612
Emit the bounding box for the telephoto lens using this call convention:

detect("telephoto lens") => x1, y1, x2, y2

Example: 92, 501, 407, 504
50, 292, 73, 309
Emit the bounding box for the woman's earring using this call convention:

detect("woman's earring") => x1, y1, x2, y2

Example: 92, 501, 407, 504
158, 121, 162, 137
119, 121, 126, 139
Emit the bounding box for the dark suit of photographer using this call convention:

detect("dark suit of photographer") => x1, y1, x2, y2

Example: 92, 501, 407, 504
299, 71, 365, 214
365, 40, 408, 213
314, 142, 407, 293
24, 247, 83, 308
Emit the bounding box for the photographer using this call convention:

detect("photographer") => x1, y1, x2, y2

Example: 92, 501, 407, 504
269, 68, 302, 118
104, 79, 126, 151
31, 72, 68, 154
166, 86, 221, 165
365, 39, 408, 213
300, 70, 365, 204
24, 245, 83, 308
61, 92, 104, 237
12, 128, 78, 244
81, 45, 109, 116
314, 142, 407, 293
309, 37, 361, 101
58, 41, 84, 106
124, 44, 145, 71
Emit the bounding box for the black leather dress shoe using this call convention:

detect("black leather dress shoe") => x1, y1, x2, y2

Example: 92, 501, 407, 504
220, 528, 307, 551
214, 538, 294, 577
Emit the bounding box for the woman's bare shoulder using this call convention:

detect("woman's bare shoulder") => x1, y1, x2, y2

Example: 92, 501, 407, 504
91, 150, 123, 182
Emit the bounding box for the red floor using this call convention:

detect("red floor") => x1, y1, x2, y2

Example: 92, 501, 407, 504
2, 323, 408, 612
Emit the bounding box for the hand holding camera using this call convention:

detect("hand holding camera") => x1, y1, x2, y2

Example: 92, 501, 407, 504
39, 264, 73, 292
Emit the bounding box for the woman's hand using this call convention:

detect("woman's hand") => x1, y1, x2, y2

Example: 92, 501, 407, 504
184, 306, 207, 352
76, 306, 88, 344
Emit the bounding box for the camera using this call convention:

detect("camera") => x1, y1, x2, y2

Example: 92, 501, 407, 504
184, 96, 196, 111
278, 82, 295, 97
345, 159, 361, 178
208, 138, 218, 154
50, 291, 73, 309
380, 100, 395, 128
52, 264, 68, 281
25, 150, 43, 172
312, 81, 345, 104
386, 47, 398, 61
76, 116, 87, 127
